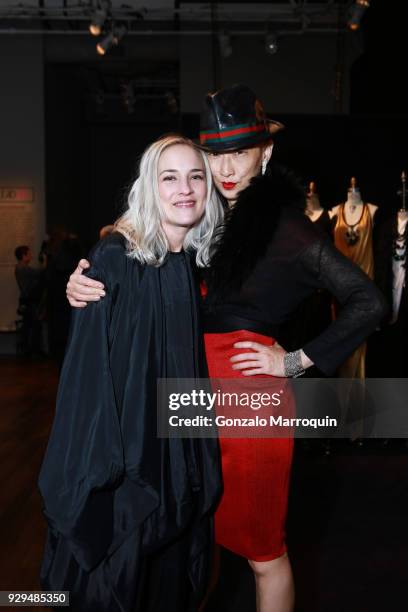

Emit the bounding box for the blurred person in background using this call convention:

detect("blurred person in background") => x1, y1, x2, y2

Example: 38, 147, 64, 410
14, 244, 46, 357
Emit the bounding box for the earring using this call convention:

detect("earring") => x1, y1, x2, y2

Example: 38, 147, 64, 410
261, 158, 267, 175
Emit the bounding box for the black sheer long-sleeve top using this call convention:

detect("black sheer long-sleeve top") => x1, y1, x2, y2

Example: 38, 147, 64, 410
203, 166, 387, 376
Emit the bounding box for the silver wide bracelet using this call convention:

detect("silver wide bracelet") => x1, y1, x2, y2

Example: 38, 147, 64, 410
284, 350, 305, 378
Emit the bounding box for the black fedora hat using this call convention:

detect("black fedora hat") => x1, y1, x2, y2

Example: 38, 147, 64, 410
199, 84, 284, 152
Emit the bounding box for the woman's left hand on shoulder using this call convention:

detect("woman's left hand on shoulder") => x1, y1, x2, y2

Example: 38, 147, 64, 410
230, 341, 287, 377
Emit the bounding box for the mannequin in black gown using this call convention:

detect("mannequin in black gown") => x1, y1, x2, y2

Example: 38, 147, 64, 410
305, 180, 333, 238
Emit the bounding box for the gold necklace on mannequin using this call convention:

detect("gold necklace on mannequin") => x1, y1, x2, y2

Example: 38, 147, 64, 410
343, 177, 364, 245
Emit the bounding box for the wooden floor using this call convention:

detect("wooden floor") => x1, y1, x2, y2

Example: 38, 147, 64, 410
0, 357, 59, 606
1, 356, 408, 611
207, 442, 408, 612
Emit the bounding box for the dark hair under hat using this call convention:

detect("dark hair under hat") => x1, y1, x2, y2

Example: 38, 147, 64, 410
199, 84, 284, 152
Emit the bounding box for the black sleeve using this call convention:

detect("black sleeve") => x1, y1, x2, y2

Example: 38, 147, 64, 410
38, 239, 125, 571
299, 238, 388, 375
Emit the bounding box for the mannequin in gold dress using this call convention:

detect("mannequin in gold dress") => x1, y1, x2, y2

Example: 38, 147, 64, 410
330, 178, 378, 378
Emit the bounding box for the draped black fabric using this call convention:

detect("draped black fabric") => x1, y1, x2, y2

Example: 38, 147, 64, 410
38, 233, 222, 611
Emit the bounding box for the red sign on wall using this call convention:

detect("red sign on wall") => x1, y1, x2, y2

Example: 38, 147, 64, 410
0, 188, 34, 203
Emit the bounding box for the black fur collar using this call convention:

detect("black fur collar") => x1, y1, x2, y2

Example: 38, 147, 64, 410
206, 163, 306, 300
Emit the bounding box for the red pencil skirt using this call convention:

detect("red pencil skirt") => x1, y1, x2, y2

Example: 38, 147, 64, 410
204, 330, 294, 562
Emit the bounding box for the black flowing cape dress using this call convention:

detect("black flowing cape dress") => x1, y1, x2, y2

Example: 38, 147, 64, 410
38, 233, 222, 612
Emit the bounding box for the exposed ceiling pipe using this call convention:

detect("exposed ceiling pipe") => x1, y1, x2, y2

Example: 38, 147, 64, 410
0, 27, 346, 36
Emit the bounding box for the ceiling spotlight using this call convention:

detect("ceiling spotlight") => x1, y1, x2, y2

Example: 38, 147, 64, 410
218, 31, 232, 58
89, 1, 109, 37
96, 25, 126, 56
348, 0, 370, 31
265, 33, 278, 55
96, 31, 115, 55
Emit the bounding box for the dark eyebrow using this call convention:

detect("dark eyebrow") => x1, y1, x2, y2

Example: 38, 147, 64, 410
159, 168, 204, 175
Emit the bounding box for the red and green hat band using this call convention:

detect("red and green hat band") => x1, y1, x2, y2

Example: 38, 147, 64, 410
199, 122, 269, 145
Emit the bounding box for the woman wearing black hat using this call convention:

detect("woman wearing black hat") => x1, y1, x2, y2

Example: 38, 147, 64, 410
66, 85, 386, 612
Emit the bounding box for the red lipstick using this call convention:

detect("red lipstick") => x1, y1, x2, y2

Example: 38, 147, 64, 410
222, 182, 237, 190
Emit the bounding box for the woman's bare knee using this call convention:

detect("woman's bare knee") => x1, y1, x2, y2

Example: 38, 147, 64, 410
248, 552, 289, 578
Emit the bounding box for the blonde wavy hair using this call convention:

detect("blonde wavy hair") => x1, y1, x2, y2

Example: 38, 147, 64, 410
114, 134, 224, 267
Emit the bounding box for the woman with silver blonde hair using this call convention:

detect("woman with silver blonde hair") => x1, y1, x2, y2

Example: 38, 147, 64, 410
39, 133, 223, 612
116, 133, 222, 268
